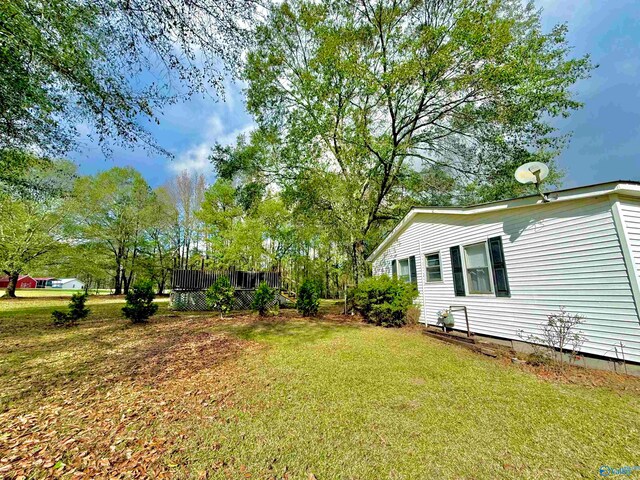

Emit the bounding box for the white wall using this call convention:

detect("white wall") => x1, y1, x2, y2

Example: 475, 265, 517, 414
620, 195, 640, 279
372, 195, 640, 363
61, 280, 84, 290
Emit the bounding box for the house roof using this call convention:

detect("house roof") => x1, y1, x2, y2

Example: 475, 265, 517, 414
33, 277, 57, 281
367, 180, 640, 262
56, 278, 81, 282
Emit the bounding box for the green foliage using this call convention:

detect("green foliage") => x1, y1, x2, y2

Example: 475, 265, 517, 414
206, 277, 236, 317
122, 280, 158, 323
52, 293, 90, 326
252, 281, 276, 316
239, 0, 593, 281
72, 167, 158, 294
0, 191, 73, 297
296, 279, 320, 317
0, 0, 254, 168
352, 275, 419, 328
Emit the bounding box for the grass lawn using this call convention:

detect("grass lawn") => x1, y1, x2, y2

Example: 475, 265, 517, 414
1, 297, 639, 479
0, 288, 113, 298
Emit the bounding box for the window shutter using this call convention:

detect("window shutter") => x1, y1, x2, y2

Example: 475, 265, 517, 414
488, 236, 510, 297
409, 256, 417, 285
449, 246, 466, 296
391, 259, 397, 278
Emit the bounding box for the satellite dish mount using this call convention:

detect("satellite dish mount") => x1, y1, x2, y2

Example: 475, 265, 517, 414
514, 162, 552, 203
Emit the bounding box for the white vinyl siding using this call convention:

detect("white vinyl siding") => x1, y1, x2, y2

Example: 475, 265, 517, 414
372, 196, 640, 363
620, 196, 640, 279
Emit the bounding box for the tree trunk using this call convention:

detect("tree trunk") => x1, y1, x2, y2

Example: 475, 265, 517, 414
352, 240, 366, 286
3, 271, 19, 298
114, 266, 122, 295
325, 260, 330, 299
123, 269, 133, 294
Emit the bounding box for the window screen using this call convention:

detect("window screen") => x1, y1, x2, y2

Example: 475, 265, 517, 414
425, 253, 442, 282
464, 243, 493, 294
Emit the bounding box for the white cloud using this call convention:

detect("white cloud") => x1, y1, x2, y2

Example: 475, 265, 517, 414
168, 114, 254, 175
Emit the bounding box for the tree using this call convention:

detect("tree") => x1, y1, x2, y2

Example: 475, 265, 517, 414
0, 0, 256, 188
252, 281, 276, 316
0, 197, 70, 298
72, 167, 157, 294
122, 279, 159, 323
206, 277, 236, 318
240, 0, 593, 282
166, 171, 206, 270
296, 279, 320, 316
52, 292, 90, 327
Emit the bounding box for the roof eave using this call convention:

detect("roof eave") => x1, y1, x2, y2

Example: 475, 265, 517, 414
366, 181, 640, 263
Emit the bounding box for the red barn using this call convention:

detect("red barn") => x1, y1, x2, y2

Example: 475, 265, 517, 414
0, 275, 37, 289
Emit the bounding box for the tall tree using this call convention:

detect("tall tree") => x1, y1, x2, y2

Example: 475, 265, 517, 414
166, 171, 206, 269
239, 0, 592, 282
73, 167, 156, 294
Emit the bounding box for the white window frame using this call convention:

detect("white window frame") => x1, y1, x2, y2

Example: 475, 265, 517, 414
397, 257, 413, 283
424, 251, 443, 283
461, 241, 494, 295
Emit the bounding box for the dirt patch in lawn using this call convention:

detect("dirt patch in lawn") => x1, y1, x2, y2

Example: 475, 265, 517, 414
513, 360, 640, 395
0, 314, 261, 479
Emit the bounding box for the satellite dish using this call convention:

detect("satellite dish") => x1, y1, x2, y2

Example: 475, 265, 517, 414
514, 161, 549, 185
514, 161, 554, 202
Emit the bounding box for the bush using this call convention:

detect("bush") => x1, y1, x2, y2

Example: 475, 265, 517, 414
518, 306, 587, 369
206, 276, 235, 317
406, 306, 421, 325
296, 279, 320, 316
352, 275, 418, 327
52, 292, 90, 326
122, 280, 159, 323
252, 281, 276, 316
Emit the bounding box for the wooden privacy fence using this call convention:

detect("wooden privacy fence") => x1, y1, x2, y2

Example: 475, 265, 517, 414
171, 269, 281, 292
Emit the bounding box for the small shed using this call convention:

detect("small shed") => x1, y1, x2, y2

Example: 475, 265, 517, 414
51, 278, 85, 290
0, 275, 37, 289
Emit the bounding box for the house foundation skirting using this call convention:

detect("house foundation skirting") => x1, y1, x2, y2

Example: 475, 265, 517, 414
170, 289, 288, 311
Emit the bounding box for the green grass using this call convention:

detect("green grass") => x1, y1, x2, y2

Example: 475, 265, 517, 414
1, 296, 639, 478
0, 288, 113, 297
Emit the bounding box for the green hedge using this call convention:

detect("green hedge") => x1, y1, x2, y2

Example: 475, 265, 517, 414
352, 275, 418, 327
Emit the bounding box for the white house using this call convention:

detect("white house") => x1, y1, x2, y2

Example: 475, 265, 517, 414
368, 181, 640, 363
51, 278, 85, 290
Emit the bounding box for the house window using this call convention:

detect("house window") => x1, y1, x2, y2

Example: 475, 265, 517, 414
463, 242, 493, 294
399, 258, 411, 282
425, 252, 442, 282
396, 256, 417, 284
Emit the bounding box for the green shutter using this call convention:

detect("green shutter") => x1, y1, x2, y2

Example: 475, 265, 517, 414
488, 236, 510, 297
449, 246, 465, 296
391, 259, 397, 278
409, 256, 417, 285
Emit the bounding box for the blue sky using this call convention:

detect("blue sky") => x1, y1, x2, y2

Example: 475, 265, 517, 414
70, 0, 640, 188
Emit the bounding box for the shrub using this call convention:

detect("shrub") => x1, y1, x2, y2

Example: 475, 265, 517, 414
352, 275, 418, 327
122, 280, 159, 323
296, 279, 320, 316
52, 293, 90, 326
406, 305, 421, 325
252, 281, 276, 316
206, 276, 235, 317
518, 306, 587, 369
